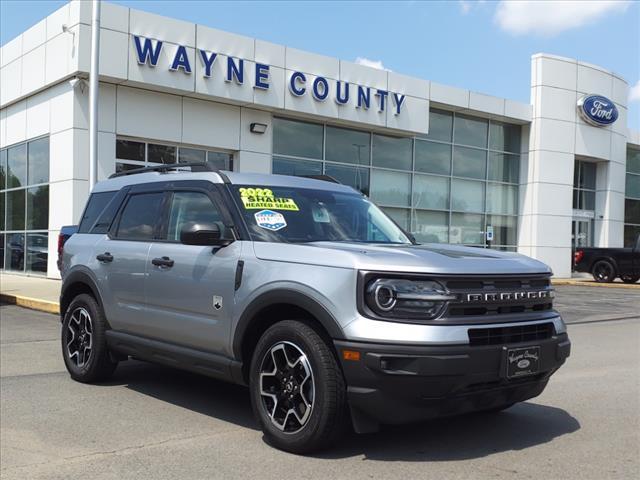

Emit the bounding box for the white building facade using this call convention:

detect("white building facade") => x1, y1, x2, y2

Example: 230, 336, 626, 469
1, 1, 639, 279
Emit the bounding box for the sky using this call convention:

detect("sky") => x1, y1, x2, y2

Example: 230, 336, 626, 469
1, 0, 639, 129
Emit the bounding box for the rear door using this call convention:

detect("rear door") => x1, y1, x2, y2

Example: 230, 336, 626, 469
144, 184, 241, 355
94, 189, 165, 332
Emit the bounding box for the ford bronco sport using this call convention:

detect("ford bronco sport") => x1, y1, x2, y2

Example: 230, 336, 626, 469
60, 163, 571, 453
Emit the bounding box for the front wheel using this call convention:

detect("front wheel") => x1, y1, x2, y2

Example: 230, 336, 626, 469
592, 260, 616, 283
621, 275, 640, 284
249, 320, 347, 454
61, 294, 117, 383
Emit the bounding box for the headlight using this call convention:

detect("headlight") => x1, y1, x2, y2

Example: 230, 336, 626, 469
365, 278, 457, 320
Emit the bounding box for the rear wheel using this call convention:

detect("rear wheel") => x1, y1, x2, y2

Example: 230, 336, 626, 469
621, 275, 640, 284
249, 320, 347, 454
61, 294, 117, 383
592, 260, 615, 283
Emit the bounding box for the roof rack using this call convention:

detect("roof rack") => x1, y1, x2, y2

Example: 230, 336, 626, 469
108, 162, 218, 179
300, 174, 341, 184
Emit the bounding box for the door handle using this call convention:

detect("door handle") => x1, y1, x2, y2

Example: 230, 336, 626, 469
152, 256, 174, 268
96, 252, 113, 263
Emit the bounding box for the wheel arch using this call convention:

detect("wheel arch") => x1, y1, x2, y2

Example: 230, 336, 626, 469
232, 289, 345, 382
60, 269, 105, 323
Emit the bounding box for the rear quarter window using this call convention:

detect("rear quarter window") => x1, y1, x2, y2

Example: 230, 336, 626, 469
78, 191, 118, 234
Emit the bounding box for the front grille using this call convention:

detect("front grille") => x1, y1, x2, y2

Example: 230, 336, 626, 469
443, 275, 554, 317
468, 322, 554, 346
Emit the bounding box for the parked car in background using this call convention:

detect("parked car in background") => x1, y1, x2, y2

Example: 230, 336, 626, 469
574, 235, 640, 283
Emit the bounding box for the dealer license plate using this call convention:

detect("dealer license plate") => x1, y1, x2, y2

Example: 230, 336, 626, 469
506, 346, 540, 379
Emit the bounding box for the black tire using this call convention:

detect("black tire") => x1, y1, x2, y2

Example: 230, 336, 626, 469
249, 320, 347, 454
592, 260, 616, 283
61, 293, 117, 383
621, 275, 640, 284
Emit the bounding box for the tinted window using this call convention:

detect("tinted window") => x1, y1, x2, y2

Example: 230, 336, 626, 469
325, 126, 370, 165
372, 134, 412, 170
7, 143, 27, 188
454, 115, 488, 148
148, 144, 176, 164
273, 117, 323, 159
423, 109, 453, 142
116, 139, 145, 162
78, 191, 118, 233
27, 137, 49, 185
26, 186, 49, 230
166, 192, 224, 242
116, 193, 164, 240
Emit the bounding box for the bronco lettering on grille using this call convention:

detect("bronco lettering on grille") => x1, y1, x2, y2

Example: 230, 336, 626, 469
463, 290, 553, 303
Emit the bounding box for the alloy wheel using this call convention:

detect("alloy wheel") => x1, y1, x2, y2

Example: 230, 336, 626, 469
259, 341, 315, 434
66, 307, 93, 368
594, 262, 614, 282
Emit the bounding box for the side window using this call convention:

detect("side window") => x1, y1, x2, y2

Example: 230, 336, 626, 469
78, 191, 117, 233
166, 191, 224, 242
115, 192, 164, 240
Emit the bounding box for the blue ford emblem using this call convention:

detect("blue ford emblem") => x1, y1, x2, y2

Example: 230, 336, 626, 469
578, 94, 618, 126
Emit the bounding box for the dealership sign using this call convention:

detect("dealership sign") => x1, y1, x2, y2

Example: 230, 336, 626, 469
577, 94, 618, 127
133, 36, 407, 115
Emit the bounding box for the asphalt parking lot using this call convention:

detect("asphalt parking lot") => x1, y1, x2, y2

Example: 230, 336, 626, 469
1, 285, 639, 480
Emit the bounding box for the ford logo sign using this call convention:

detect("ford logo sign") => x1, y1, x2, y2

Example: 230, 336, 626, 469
577, 94, 618, 126
517, 359, 531, 369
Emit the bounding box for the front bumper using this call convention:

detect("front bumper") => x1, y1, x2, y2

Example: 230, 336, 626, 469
335, 332, 570, 429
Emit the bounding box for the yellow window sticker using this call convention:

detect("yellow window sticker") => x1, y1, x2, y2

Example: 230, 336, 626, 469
239, 187, 299, 211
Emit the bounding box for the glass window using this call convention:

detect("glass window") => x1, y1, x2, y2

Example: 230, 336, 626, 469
414, 140, 451, 175
148, 143, 176, 164
489, 122, 521, 153
625, 199, 640, 224
7, 143, 27, 188
207, 151, 234, 171
78, 191, 117, 233
624, 225, 640, 247
454, 114, 487, 148
273, 117, 323, 159
0, 192, 4, 231
489, 152, 520, 183
0, 149, 7, 189
487, 183, 517, 215
116, 193, 164, 240
370, 170, 411, 207
27, 137, 49, 185
573, 189, 596, 210
26, 186, 49, 230
0, 233, 4, 269
627, 148, 640, 174
115, 162, 140, 174
179, 147, 206, 164
412, 174, 449, 210
116, 139, 145, 162
26, 232, 48, 273
574, 161, 596, 190
451, 178, 484, 212
450, 213, 484, 245
325, 126, 370, 165
625, 174, 640, 200
324, 164, 370, 196
486, 215, 517, 246
381, 207, 410, 231
372, 134, 412, 170
453, 146, 486, 180
166, 191, 224, 242
6, 189, 25, 230
273, 157, 322, 177
413, 210, 448, 243
423, 109, 453, 142
6, 232, 25, 271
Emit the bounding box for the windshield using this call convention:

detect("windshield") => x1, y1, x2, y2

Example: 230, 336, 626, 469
230, 185, 412, 245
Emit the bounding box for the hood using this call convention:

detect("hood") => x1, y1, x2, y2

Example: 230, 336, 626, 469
252, 241, 551, 275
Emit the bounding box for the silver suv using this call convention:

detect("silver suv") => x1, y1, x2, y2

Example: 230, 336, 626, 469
60, 163, 571, 453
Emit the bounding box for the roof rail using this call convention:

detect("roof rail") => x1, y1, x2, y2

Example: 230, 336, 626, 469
108, 162, 218, 179
300, 174, 341, 184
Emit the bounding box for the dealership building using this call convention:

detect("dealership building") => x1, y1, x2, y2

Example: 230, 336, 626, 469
1, 0, 639, 279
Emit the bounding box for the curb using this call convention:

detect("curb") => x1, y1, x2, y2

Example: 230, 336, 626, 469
0, 293, 60, 315
551, 279, 640, 290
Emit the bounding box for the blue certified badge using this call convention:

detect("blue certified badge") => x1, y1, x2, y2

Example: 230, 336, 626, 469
254, 210, 287, 231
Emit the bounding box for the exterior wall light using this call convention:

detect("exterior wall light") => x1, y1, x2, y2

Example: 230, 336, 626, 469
250, 122, 268, 134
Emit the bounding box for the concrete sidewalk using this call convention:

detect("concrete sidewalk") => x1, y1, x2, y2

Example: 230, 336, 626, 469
0, 272, 61, 314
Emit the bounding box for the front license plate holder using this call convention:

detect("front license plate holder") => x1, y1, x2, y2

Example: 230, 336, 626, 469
506, 346, 540, 379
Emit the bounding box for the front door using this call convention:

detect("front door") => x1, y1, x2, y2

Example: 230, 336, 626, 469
572, 219, 592, 249
145, 189, 241, 355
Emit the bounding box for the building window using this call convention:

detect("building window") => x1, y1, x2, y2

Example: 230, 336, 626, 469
573, 160, 596, 211
272, 112, 521, 249
625, 147, 640, 246
115, 137, 233, 174
0, 136, 50, 274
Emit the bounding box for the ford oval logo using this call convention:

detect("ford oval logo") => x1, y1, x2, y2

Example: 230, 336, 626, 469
517, 359, 530, 369
578, 94, 618, 126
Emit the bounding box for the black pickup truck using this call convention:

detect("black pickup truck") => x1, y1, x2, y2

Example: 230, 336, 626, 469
574, 235, 640, 283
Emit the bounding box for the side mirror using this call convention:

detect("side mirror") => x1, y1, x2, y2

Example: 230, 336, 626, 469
180, 222, 231, 246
